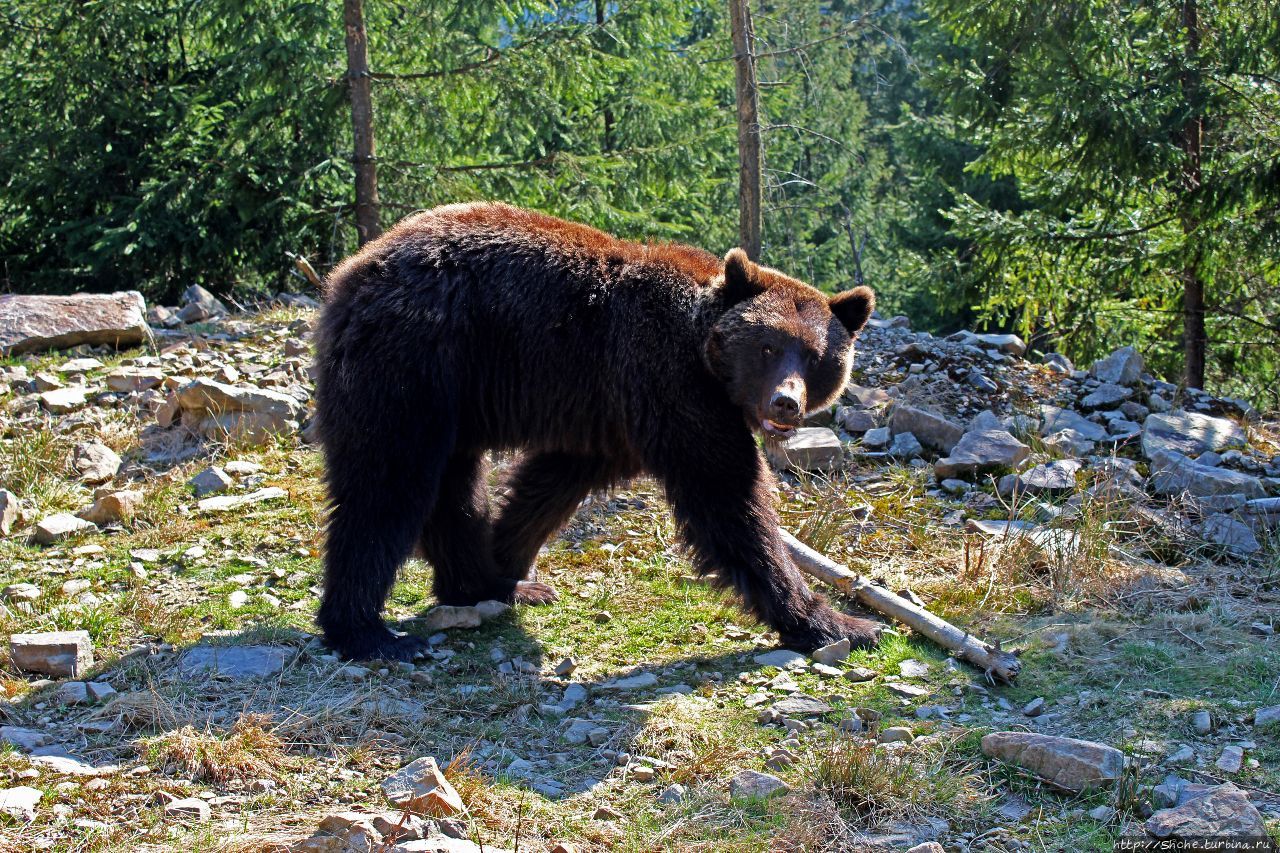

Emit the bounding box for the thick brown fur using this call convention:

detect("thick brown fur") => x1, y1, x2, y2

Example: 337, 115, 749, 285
313, 202, 878, 660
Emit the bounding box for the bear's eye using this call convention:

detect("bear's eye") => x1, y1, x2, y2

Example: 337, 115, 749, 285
761, 345, 775, 358
807, 353, 819, 368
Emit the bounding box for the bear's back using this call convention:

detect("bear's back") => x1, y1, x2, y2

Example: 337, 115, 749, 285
392, 202, 724, 286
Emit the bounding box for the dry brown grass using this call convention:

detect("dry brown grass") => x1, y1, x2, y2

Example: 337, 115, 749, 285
812, 733, 989, 828
140, 712, 289, 783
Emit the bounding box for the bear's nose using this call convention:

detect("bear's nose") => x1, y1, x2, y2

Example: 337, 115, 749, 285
769, 391, 801, 420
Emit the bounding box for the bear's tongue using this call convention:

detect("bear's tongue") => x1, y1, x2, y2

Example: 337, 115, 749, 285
763, 419, 796, 437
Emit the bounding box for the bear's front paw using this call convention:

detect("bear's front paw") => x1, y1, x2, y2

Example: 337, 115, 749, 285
511, 580, 559, 606
779, 607, 883, 653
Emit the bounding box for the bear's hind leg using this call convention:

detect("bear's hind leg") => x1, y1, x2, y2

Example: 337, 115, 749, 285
419, 451, 526, 606
490, 453, 624, 604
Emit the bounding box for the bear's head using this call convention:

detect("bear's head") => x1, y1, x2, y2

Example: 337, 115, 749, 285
705, 248, 874, 438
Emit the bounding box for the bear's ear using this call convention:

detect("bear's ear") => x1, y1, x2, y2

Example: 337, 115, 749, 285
721, 248, 767, 306
829, 286, 875, 335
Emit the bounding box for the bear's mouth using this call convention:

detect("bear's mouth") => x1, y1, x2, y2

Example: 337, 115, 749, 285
761, 419, 797, 438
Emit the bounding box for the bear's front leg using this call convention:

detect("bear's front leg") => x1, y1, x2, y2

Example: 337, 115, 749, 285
656, 433, 881, 652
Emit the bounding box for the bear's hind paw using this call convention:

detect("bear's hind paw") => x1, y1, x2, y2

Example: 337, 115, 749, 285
331, 630, 431, 662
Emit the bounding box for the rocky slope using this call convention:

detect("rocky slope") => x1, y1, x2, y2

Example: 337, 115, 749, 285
0, 290, 1275, 851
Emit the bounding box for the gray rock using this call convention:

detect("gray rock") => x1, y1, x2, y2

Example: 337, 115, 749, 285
728, 770, 789, 800
967, 370, 998, 393
189, 466, 234, 498
72, 441, 122, 485
889, 406, 964, 453
1080, 382, 1132, 410
905, 844, 946, 853
879, 726, 914, 743
1165, 745, 1195, 765
1040, 405, 1109, 442
754, 650, 807, 669
770, 694, 831, 717
1150, 450, 1265, 500
164, 797, 211, 822
862, 426, 891, 449
382, 756, 464, 816
980, 732, 1124, 792
1143, 411, 1247, 459
934, 429, 1030, 479
764, 427, 843, 471
834, 407, 877, 434
657, 783, 686, 805
1023, 697, 1046, 717
177, 284, 227, 323
1019, 459, 1082, 494
1089, 346, 1144, 385
1215, 745, 1244, 774
1145, 783, 1267, 839
0, 786, 43, 821
9, 630, 93, 677
178, 645, 291, 679
39, 386, 88, 414
104, 366, 164, 392
810, 638, 851, 666
888, 431, 923, 460
600, 672, 658, 691
0, 726, 49, 751
197, 486, 288, 513
1255, 705, 1280, 729
33, 513, 96, 545
28, 745, 116, 775
1201, 515, 1261, 557
1043, 353, 1074, 374
0, 489, 18, 536
1192, 710, 1212, 735
174, 377, 304, 444
0, 292, 149, 355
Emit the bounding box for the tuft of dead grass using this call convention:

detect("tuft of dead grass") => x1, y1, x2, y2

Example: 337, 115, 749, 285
140, 712, 289, 783
812, 733, 987, 827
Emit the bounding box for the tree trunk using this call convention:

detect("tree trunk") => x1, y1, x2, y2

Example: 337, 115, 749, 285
1180, 0, 1206, 389
729, 0, 762, 261
343, 0, 381, 245
596, 0, 614, 152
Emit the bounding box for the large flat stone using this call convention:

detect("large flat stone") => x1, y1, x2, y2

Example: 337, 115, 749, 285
1145, 783, 1267, 839
382, 757, 464, 816
1149, 450, 1265, 500
1142, 411, 1247, 459
981, 732, 1124, 792
0, 292, 149, 355
764, 427, 844, 471
178, 645, 292, 679
1040, 406, 1109, 442
10, 630, 93, 678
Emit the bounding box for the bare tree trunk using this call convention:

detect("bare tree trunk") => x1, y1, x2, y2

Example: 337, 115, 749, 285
729, 0, 762, 261
344, 0, 381, 245
781, 530, 1022, 683
1180, 0, 1206, 389
596, 0, 614, 152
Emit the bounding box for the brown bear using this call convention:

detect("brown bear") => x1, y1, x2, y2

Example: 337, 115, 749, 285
313, 202, 879, 661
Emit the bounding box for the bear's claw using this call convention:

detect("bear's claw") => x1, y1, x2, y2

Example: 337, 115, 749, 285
512, 580, 558, 606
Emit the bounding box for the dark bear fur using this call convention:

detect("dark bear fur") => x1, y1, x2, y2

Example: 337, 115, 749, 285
314, 202, 879, 661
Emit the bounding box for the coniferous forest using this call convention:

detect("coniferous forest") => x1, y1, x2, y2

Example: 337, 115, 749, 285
2, 1, 1278, 403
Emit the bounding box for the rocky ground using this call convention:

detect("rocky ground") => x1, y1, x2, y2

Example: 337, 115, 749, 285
0, 288, 1276, 852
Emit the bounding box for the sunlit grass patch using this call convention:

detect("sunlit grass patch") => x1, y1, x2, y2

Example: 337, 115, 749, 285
140, 713, 290, 783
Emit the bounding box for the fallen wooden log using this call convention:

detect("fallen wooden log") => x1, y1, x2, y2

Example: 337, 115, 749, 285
780, 528, 1021, 683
